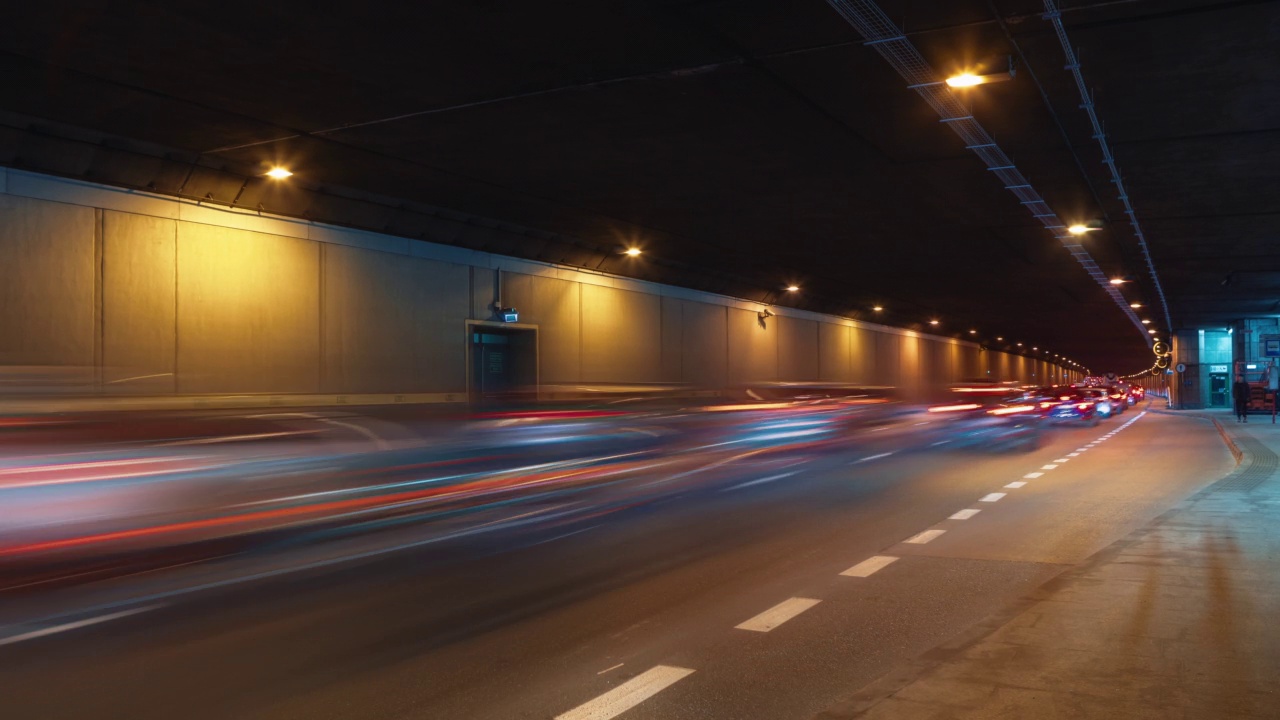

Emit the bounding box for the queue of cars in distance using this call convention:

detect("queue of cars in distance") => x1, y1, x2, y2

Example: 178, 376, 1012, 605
1018, 379, 1147, 426
915, 377, 1153, 454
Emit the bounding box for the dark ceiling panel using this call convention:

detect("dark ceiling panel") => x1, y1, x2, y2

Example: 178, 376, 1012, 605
0, 0, 1275, 374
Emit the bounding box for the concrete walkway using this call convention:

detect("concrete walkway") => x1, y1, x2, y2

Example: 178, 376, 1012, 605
819, 407, 1280, 719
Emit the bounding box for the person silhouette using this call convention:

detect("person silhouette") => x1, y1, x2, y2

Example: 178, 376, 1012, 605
1232, 373, 1251, 422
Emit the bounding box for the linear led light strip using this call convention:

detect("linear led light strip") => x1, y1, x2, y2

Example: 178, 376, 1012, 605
1043, 0, 1172, 336
823, 0, 1149, 343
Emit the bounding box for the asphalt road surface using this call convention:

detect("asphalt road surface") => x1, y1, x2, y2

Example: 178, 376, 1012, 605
0, 404, 1234, 719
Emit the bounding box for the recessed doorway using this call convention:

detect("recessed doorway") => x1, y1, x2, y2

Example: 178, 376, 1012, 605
466, 322, 538, 404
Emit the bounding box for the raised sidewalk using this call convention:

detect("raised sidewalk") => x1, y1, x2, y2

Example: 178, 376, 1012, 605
820, 407, 1280, 719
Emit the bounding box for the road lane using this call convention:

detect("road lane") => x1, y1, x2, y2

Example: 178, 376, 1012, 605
0, 404, 1235, 720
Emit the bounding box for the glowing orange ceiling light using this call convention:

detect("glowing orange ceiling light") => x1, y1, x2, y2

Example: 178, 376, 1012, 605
265, 167, 293, 179
945, 73, 984, 87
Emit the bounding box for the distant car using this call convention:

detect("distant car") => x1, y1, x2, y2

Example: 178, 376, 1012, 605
1077, 387, 1116, 418
927, 391, 1041, 452
1103, 385, 1129, 414
1021, 386, 1099, 426
1127, 385, 1145, 405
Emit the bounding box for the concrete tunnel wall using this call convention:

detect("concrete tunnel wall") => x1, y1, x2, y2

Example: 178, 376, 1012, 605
0, 168, 1077, 399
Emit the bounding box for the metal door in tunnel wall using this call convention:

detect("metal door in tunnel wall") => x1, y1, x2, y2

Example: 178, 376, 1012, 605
467, 322, 537, 403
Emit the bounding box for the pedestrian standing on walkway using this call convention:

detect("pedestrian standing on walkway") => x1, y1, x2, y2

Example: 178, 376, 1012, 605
1233, 373, 1251, 422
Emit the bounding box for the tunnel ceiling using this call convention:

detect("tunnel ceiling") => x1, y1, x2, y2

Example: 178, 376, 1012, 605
1, 0, 1277, 376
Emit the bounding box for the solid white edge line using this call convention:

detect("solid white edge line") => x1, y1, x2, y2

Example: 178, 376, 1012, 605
556, 665, 696, 720
1004, 481, 1026, 488
0, 605, 162, 647
841, 555, 898, 577
980, 493, 1006, 502
735, 597, 822, 632
949, 509, 981, 520
904, 529, 946, 544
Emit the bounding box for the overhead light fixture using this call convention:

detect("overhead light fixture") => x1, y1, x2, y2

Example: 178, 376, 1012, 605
624, 247, 642, 257
1130, 302, 1142, 308
969, 329, 977, 335
1067, 224, 1096, 235
265, 167, 293, 179
785, 285, 800, 292
1109, 277, 1127, 285
930, 319, 940, 326
1148, 329, 1157, 335
1141, 319, 1151, 324
945, 57, 1015, 88
872, 305, 884, 312
945, 73, 985, 88
1016, 342, 1023, 347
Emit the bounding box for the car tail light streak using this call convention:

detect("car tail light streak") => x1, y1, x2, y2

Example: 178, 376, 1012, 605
988, 405, 1035, 416
928, 404, 981, 413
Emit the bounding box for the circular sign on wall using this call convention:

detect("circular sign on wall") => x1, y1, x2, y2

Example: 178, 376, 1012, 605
1175, 362, 1186, 373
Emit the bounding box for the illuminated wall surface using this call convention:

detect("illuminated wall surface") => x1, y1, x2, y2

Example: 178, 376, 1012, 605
0, 169, 1074, 398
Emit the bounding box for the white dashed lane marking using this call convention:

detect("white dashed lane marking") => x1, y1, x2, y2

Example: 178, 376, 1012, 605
735, 597, 821, 632
904, 529, 946, 544
980, 493, 1006, 502
1004, 481, 1026, 489
949, 509, 981, 520
1024, 472, 1044, 479
851, 452, 895, 464
841, 555, 898, 577
1067, 452, 1080, 457
1054, 458, 1069, 463
556, 665, 695, 720
1041, 464, 1059, 470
